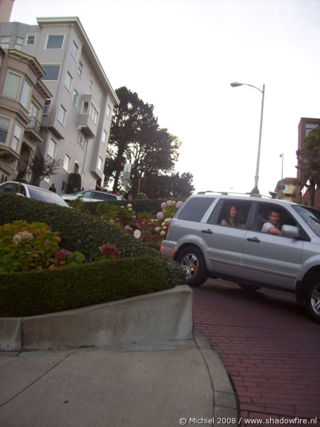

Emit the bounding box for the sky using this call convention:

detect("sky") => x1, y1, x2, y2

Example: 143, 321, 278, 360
10, 0, 320, 196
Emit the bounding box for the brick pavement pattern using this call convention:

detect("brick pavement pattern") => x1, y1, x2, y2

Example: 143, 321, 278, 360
193, 279, 320, 426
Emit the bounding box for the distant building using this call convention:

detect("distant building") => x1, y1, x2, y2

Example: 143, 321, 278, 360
0, 17, 119, 193
271, 177, 297, 202
296, 117, 320, 207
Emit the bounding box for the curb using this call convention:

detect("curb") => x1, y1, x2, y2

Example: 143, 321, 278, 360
0, 286, 192, 351
194, 328, 239, 426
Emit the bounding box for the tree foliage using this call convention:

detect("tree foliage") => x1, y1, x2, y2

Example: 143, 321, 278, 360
296, 126, 320, 207
104, 87, 181, 192
29, 150, 61, 186
141, 172, 194, 199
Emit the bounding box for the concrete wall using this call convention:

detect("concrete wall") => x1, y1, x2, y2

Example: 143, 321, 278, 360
0, 286, 192, 351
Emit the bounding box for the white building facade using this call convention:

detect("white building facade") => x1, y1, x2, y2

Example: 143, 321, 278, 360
0, 17, 119, 193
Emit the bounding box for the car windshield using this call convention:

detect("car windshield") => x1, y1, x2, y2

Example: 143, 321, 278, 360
28, 186, 69, 207
293, 205, 320, 237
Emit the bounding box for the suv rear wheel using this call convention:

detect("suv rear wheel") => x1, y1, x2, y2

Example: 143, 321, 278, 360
306, 278, 320, 323
176, 246, 208, 287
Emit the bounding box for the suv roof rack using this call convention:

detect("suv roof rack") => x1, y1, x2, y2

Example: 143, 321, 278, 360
197, 190, 270, 199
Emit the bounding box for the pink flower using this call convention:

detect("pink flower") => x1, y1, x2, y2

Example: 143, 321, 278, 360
124, 225, 133, 231
161, 202, 167, 209
156, 211, 164, 220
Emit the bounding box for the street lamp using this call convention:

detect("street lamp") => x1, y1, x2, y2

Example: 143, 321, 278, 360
230, 81, 265, 195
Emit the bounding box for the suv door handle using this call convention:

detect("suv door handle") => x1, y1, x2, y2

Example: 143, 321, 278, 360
202, 229, 213, 234
247, 237, 260, 243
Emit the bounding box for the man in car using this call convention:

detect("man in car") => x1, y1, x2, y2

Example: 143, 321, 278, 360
262, 210, 282, 235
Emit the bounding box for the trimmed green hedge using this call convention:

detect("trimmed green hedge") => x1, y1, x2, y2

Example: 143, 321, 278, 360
0, 193, 153, 262
81, 199, 171, 216
0, 193, 186, 287
0, 256, 170, 317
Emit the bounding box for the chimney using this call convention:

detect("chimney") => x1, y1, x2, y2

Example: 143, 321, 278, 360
0, 0, 15, 22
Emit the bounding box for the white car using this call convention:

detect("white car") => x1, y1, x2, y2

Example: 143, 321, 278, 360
0, 181, 70, 207
62, 190, 122, 203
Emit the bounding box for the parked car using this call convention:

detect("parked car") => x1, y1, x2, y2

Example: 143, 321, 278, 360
160, 191, 320, 322
0, 181, 70, 207
62, 190, 122, 203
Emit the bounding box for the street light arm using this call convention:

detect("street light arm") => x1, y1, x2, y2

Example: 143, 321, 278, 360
230, 81, 264, 94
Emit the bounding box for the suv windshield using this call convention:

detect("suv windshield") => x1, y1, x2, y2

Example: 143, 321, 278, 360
293, 205, 320, 237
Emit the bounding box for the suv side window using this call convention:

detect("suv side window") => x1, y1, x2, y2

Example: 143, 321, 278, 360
207, 199, 253, 228
177, 197, 215, 222
0, 183, 19, 194
255, 202, 298, 235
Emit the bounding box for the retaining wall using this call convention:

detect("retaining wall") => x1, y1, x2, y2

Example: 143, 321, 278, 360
0, 286, 192, 351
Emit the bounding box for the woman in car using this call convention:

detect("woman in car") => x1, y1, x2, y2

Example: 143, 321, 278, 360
220, 205, 241, 227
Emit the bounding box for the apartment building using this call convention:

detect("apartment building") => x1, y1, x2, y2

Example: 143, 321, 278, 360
0, 17, 119, 193
0, 45, 51, 183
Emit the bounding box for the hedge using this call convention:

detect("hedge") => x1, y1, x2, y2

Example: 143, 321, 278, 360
0, 256, 170, 317
80, 199, 175, 216
0, 193, 185, 286
0, 193, 154, 262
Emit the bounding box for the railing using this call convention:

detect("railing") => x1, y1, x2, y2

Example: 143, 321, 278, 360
26, 115, 42, 133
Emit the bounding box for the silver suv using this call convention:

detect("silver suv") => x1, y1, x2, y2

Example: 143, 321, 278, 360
160, 192, 320, 322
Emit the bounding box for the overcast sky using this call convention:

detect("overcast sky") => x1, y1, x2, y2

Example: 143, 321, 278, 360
11, 0, 320, 195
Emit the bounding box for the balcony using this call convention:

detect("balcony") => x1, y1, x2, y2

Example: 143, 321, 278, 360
0, 143, 19, 163
24, 115, 43, 143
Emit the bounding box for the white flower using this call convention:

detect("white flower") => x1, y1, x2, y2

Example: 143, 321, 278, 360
13, 231, 34, 245
155, 226, 161, 232
160, 230, 166, 236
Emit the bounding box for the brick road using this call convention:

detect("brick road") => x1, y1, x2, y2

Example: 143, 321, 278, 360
193, 279, 320, 426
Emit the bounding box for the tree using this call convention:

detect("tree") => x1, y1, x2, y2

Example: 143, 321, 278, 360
29, 150, 61, 186
296, 126, 320, 207
104, 87, 181, 192
141, 172, 194, 199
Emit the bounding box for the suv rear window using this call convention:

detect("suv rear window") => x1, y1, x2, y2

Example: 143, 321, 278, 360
177, 197, 215, 222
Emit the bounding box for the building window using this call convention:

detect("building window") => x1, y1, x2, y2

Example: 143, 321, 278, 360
29, 102, 40, 121
58, 105, 66, 125
3, 72, 21, 100
89, 79, 93, 91
14, 36, 24, 50
77, 60, 83, 77
72, 89, 78, 106
43, 99, 51, 115
64, 72, 72, 91
77, 133, 86, 149
42, 65, 60, 80
20, 80, 31, 108
0, 36, 10, 48
11, 123, 22, 151
102, 130, 108, 145
47, 138, 56, 158
46, 35, 64, 49
106, 104, 112, 118
63, 154, 71, 172
0, 117, 10, 143
71, 41, 78, 59
89, 104, 99, 125
26, 35, 35, 45
97, 156, 103, 171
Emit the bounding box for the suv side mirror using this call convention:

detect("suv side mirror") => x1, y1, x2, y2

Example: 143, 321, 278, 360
281, 225, 299, 238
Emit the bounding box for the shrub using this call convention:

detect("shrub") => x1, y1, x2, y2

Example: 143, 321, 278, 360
66, 173, 81, 193
0, 256, 171, 317
0, 193, 152, 262
0, 193, 186, 286
0, 220, 84, 272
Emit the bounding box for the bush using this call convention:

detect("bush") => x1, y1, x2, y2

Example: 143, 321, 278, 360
0, 193, 186, 286
0, 193, 152, 262
66, 173, 81, 193
0, 256, 171, 317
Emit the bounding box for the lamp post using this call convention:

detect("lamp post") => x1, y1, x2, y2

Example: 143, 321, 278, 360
230, 81, 265, 195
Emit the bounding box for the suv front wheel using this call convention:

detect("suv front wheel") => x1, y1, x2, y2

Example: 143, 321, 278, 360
176, 246, 208, 287
306, 278, 320, 323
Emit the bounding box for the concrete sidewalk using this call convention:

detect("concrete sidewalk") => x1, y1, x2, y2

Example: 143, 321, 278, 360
0, 331, 237, 427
